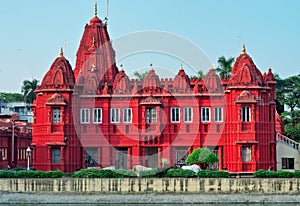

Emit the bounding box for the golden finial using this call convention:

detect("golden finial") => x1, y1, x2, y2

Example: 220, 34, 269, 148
241, 44, 246, 54
94, 2, 98, 16
59, 47, 63, 57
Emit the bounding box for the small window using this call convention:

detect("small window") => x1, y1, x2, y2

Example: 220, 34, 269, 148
184, 107, 193, 122
125, 125, 129, 134
93, 108, 102, 123
186, 125, 190, 133
123, 108, 132, 123
241, 106, 251, 122
201, 107, 210, 122
52, 148, 61, 163
111, 108, 120, 123
80, 108, 90, 124
146, 107, 156, 123
214, 107, 223, 122
171, 107, 180, 123
242, 146, 252, 162
52, 108, 61, 123
282, 158, 294, 169
174, 125, 178, 133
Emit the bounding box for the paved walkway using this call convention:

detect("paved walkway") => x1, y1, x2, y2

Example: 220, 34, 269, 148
1, 192, 300, 205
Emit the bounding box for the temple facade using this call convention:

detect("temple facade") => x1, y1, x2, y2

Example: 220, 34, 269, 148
32, 7, 277, 173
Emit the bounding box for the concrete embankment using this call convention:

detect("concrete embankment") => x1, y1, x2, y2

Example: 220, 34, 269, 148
0, 178, 300, 194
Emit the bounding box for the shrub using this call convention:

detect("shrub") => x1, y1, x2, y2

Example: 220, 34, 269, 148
253, 170, 278, 178
113, 169, 137, 178
138, 169, 158, 178
185, 148, 218, 166
71, 169, 116, 178
15, 170, 46, 178
0, 170, 16, 178
44, 170, 65, 178
294, 171, 300, 178
163, 168, 196, 178
197, 170, 230, 178
276, 170, 294, 178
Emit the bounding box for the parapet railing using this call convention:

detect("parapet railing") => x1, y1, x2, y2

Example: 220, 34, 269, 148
276, 133, 300, 152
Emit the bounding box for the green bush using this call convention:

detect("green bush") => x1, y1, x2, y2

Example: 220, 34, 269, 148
44, 170, 65, 178
294, 171, 300, 178
253, 170, 278, 178
185, 148, 218, 166
113, 169, 137, 178
0, 170, 16, 178
197, 170, 230, 178
276, 170, 294, 178
138, 169, 158, 178
71, 169, 116, 178
163, 168, 196, 178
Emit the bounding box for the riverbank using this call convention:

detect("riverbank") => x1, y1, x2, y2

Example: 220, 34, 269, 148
1, 192, 300, 205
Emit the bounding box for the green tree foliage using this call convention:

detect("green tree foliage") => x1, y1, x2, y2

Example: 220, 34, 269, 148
275, 74, 300, 140
215, 56, 235, 79
190, 70, 206, 79
21, 79, 39, 104
0, 92, 24, 102
185, 147, 219, 167
133, 71, 148, 80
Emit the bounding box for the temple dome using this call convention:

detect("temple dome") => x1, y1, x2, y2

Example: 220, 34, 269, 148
173, 66, 190, 92
113, 69, 130, 92
40, 51, 75, 89
203, 69, 223, 93
229, 45, 264, 86
142, 69, 161, 90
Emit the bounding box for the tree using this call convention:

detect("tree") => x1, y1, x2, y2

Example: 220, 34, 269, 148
190, 70, 205, 79
215, 56, 235, 79
21, 79, 39, 104
133, 71, 148, 80
0, 92, 24, 102
275, 74, 300, 140
185, 147, 218, 170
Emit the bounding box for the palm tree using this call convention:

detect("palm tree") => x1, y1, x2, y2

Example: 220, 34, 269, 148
21, 79, 39, 104
190, 70, 205, 79
134, 71, 148, 80
215, 56, 235, 79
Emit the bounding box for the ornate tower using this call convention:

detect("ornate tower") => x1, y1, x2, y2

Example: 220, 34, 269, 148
74, 3, 118, 93
32, 49, 81, 172
224, 45, 276, 172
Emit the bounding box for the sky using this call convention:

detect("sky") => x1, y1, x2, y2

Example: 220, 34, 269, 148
0, 0, 299, 92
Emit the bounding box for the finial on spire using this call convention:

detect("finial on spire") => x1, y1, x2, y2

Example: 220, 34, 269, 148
59, 47, 63, 57
241, 44, 246, 54
211, 64, 215, 69
180, 64, 184, 70
120, 64, 124, 71
94, 2, 98, 16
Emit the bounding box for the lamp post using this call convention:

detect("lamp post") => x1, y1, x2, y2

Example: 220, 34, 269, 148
26, 146, 32, 171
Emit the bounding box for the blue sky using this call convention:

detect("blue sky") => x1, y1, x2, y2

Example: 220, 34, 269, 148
0, 0, 299, 92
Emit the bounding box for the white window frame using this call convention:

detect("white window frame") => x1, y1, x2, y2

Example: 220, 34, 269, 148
93, 108, 102, 124
111, 108, 120, 123
242, 146, 252, 162
146, 107, 156, 123
123, 108, 132, 123
201, 107, 210, 122
184, 107, 193, 123
241, 106, 251, 122
80, 108, 90, 124
171, 107, 180, 123
52, 108, 61, 123
214, 107, 223, 122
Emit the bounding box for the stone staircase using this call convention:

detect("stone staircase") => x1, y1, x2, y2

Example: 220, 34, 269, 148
276, 133, 300, 153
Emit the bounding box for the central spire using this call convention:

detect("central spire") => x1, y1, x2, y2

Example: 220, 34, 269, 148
94, 2, 98, 16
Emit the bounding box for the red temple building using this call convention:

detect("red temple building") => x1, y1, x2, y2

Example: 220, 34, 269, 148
32, 6, 277, 173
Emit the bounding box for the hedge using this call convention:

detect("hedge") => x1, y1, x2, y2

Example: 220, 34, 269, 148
0, 170, 65, 178
253, 170, 296, 178
197, 170, 230, 178
162, 168, 196, 178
